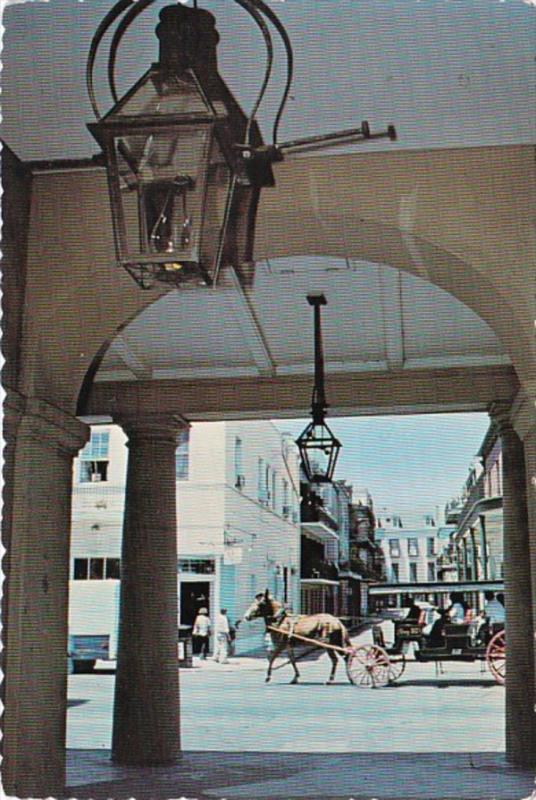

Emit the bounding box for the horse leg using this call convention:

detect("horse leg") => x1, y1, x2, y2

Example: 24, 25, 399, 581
265, 641, 285, 683
287, 643, 300, 684
326, 650, 338, 684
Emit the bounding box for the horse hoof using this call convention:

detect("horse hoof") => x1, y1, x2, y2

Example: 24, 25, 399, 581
265, 677, 271, 683
326, 679, 335, 685
290, 678, 299, 685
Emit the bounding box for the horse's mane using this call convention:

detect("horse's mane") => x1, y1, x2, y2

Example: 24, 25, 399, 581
267, 597, 283, 617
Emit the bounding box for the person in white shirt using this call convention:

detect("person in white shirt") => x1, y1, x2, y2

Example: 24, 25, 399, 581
192, 608, 211, 660
213, 608, 231, 664
484, 592, 505, 625
447, 592, 466, 623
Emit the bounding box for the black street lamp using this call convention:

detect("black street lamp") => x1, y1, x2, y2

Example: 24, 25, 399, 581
296, 294, 341, 484
87, 0, 396, 289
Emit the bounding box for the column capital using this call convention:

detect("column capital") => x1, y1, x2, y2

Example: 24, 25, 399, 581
113, 412, 190, 446
510, 390, 536, 442
17, 398, 89, 456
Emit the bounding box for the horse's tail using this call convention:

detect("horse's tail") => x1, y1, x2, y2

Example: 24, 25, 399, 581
330, 622, 352, 660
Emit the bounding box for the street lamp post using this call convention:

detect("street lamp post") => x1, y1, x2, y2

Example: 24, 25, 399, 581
296, 294, 342, 484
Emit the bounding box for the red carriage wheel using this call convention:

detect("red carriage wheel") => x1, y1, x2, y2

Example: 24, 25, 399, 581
387, 653, 406, 684
346, 644, 391, 688
486, 629, 505, 685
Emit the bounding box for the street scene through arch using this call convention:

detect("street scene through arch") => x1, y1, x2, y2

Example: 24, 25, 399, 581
2, 0, 536, 798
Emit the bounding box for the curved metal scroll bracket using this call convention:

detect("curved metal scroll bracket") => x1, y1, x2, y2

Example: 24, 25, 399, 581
86, 0, 294, 145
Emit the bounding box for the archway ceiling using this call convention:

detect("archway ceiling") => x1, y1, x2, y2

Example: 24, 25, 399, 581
95, 257, 508, 385
3, 0, 534, 160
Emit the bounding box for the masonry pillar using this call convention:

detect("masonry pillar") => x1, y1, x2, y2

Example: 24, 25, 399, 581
111, 413, 187, 765
511, 392, 536, 765
3, 399, 89, 798
491, 402, 536, 765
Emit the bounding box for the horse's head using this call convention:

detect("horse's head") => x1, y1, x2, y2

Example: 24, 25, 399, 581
243, 589, 277, 621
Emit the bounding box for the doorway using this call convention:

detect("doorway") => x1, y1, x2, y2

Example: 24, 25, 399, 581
180, 581, 210, 628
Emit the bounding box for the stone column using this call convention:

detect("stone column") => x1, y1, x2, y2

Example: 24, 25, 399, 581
111, 413, 187, 766
3, 399, 89, 798
511, 392, 536, 763
490, 402, 536, 765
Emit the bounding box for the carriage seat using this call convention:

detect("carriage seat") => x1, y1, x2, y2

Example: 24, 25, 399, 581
443, 622, 471, 648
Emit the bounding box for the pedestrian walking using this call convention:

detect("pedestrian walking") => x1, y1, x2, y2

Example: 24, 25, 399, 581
192, 607, 211, 659
213, 608, 231, 664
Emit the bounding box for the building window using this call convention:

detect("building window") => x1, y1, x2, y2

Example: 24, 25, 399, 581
175, 428, 190, 480
78, 430, 110, 483
73, 558, 89, 580
389, 539, 400, 558
282, 479, 290, 517
408, 538, 419, 557
234, 437, 245, 488
427, 562, 436, 581
265, 464, 271, 504
427, 537, 436, 556
73, 557, 120, 580
178, 558, 215, 574
79, 460, 109, 483
391, 563, 399, 583
258, 458, 265, 502
89, 558, 104, 579
106, 558, 121, 579
271, 471, 277, 510
80, 430, 110, 460
409, 562, 418, 582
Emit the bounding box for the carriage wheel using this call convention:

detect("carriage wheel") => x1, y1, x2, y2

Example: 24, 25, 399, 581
486, 629, 505, 685
387, 653, 406, 684
346, 645, 391, 688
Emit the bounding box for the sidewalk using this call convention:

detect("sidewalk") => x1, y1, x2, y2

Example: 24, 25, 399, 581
65, 749, 536, 799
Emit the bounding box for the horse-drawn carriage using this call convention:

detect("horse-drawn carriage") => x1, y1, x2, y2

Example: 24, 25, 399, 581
240, 590, 405, 688
369, 615, 506, 686
240, 585, 506, 689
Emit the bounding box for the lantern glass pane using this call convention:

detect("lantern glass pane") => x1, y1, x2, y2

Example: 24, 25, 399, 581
200, 136, 232, 268
297, 420, 341, 483
113, 70, 213, 118
113, 126, 212, 266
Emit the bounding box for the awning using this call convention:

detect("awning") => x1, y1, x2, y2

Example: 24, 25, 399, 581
300, 578, 339, 587
369, 579, 504, 596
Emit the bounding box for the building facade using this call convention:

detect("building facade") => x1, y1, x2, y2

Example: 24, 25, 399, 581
375, 511, 450, 603
451, 427, 504, 583
70, 421, 301, 655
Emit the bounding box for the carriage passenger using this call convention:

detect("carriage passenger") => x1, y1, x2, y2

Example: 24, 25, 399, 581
447, 592, 467, 623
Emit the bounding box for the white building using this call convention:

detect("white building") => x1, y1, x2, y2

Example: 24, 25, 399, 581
70, 421, 301, 654
375, 511, 448, 586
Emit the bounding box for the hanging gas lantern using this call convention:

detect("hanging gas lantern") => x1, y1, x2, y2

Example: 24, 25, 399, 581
296, 294, 342, 484
87, 0, 396, 289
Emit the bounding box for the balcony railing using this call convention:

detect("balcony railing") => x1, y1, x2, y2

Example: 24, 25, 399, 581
301, 502, 339, 533
301, 558, 339, 581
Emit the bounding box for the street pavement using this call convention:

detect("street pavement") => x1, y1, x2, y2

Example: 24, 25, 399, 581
65, 628, 536, 799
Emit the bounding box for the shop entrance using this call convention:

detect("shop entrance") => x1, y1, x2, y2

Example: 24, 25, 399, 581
180, 582, 210, 628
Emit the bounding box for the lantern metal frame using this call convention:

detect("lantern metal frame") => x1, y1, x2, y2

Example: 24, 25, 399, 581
87, 0, 396, 289
296, 294, 342, 484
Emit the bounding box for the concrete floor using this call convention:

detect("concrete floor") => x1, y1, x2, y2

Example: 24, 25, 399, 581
65, 648, 536, 799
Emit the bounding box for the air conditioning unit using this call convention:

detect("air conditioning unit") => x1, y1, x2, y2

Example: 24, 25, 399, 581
91, 473, 102, 482
235, 475, 246, 490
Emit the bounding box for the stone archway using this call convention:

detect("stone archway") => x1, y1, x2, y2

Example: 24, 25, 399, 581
3, 141, 536, 796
